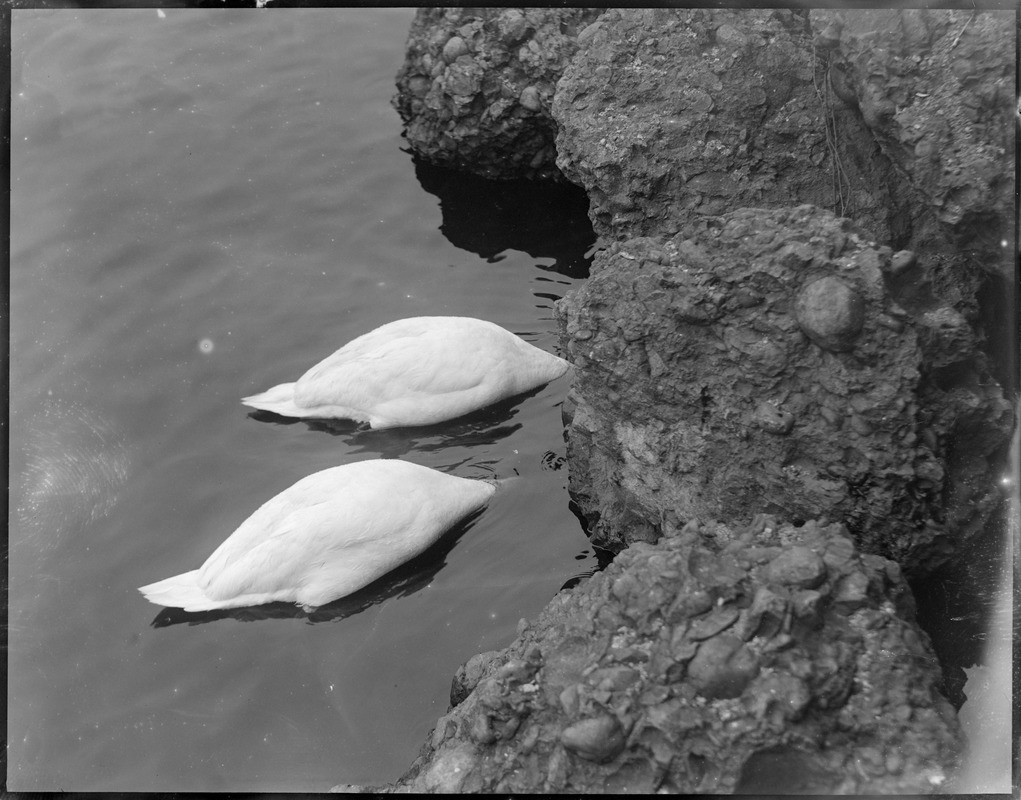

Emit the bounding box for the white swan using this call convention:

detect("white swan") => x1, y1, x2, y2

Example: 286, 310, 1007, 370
241, 316, 570, 428
137, 459, 496, 612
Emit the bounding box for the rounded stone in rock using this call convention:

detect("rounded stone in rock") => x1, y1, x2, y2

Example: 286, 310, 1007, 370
442, 35, 468, 63
450, 650, 500, 707
498, 9, 530, 45
765, 546, 827, 589
560, 715, 626, 763
889, 249, 917, 275
753, 401, 795, 435
794, 276, 866, 352
519, 85, 542, 111
687, 635, 760, 699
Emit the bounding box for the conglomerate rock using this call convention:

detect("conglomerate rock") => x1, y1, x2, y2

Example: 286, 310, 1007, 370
551, 8, 900, 247
392, 7, 602, 180
376, 7, 1015, 794
808, 8, 1014, 292
347, 516, 961, 794
556, 205, 1014, 574
552, 8, 1013, 321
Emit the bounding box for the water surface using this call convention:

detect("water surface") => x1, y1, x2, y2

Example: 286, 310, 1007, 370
9, 8, 595, 791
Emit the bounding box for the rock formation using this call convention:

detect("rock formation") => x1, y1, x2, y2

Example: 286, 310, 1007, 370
556, 205, 1014, 575
374, 6, 1015, 793
809, 8, 1013, 292
392, 7, 603, 180
338, 516, 962, 794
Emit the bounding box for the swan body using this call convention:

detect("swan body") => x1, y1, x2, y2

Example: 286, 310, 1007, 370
241, 316, 570, 428
138, 459, 496, 612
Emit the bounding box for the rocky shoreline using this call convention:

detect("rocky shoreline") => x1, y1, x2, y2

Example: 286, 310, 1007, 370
337, 8, 1014, 793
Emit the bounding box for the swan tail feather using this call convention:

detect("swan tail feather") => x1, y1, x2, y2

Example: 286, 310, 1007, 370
241, 383, 304, 416
138, 570, 216, 611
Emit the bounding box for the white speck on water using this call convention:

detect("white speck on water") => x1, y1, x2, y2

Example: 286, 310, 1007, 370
198, 338, 214, 354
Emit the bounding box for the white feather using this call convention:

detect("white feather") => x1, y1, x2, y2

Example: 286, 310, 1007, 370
138, 459, 496, 612
241, 316, 570, 428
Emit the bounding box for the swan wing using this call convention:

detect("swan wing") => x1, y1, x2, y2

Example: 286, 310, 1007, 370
194, 461, 494, 607
197, 491, 422, 604
293, 318, 565, 426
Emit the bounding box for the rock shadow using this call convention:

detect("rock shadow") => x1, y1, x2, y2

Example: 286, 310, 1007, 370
412, 156, 595, 280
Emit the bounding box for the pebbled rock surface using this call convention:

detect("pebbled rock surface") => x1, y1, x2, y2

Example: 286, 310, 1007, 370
392, 7, 602, 180
809, 8, 1014, 290
556, 205, 1014, 574
552, 8, 900, 247
344, 516, 961, 794
552, 8, 1013, 323
378, 7, 1014, 794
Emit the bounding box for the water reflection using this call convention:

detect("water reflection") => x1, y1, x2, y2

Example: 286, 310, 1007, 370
245, 385, 552, 458
150, 510, 485, 628
411, 156, 595, 280
13, 398, 132, 550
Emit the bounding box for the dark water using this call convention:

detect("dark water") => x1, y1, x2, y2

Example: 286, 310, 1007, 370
9, 9, 596, 791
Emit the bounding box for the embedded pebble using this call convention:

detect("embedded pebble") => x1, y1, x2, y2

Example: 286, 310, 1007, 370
792, 589, 825, 625
497, 658, 534, 684
753, 401, 795, 435
421, 746, 477, 793
445, 63, 480, 97
471, 710, 520, 745
560, 715, 626, 762
832, 570, 870, 610
559, 683, 581, 717
794, 276, 866, 352
687, 635, 760, 699
766, 546, 827, 589
744, 585, 788, 639
519, 85, 542, 111
406, 75, 431, 99
450, 650, 500, 707
849, 414, 874, 436
687, 604, 740, 641
666, 589, 714, 623
889, 250, 917, 275
442, 35, 468, 63
590, 665, 640, 692
577, 19, 603, 44
498, 9, 530, 45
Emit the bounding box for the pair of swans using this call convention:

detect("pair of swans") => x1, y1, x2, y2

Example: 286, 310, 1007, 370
138, 316, 570, 612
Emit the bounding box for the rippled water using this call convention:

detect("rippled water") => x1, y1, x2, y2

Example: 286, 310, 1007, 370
9, 9, 595, 791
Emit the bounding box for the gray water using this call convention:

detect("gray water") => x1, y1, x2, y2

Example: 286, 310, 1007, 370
9, 9, 595, 791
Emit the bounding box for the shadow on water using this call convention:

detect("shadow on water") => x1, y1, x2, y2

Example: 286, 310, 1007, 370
245, 385, 557, 459
910, 432, 1017, 709
149, 510, 486, 628
411, 156, 595, 280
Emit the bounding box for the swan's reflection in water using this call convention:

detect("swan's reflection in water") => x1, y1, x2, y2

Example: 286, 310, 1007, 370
150, 510, 486, 628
